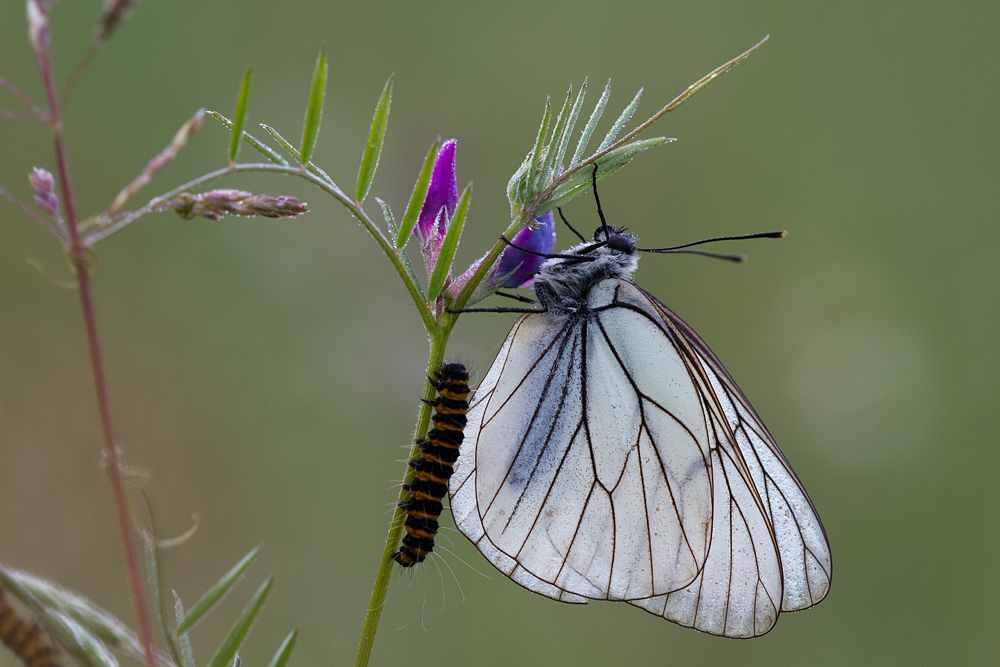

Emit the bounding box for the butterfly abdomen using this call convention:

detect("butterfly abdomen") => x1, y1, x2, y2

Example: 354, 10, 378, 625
391, 362, 470, 567
0, 588, 57, 667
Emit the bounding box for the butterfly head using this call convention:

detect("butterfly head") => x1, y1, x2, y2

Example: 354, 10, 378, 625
593, 225, 637, 255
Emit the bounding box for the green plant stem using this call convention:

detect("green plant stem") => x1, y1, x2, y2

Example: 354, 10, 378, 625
354, 315, 457, 667
85, 163, 436, 332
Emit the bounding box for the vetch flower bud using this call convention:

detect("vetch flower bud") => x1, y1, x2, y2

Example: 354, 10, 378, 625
169, 190, 308, 221
29, 167, 59, 217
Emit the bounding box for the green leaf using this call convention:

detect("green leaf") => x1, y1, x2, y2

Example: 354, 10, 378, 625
42, 610, 119, 667
0, 566, 139, 653
230, 68, 253, 164
265, 629, 298, 667
571, 79, 610, 165
356, 75, 393, 204
598, 87, 642, 151
377, 197, 425, 301
300, 48, 328, 168
208, 112, 288, 165
396, 138, 441, 249
175, 546, 260, 634
553, 79, 587, 172
173, 594, 196, 667
526, 98, 551, 195
544, 137, 670, 214
426, 184, 471, 302
205, 577, 273, 667
261, 124, 340, 189
540, 86, 573, 185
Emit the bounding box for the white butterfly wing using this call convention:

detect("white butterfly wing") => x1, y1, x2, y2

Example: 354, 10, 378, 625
450, 278, 831, 638
645, 290, 833, 611
451, 278, 715, 602
628, 286, 832, 636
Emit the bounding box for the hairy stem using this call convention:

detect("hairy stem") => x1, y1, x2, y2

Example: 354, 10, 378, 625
32, 18, 158, 667
354, 317, 456, 667
86, 163, 436, 332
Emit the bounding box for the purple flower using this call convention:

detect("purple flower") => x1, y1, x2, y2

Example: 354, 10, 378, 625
415, 138, 458, 266
415, 138, 557, 303
495, 211, 556, 288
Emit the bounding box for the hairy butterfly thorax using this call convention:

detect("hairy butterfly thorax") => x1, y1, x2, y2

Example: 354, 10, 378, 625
448, 167, 830, 637
532, 226, 639, 314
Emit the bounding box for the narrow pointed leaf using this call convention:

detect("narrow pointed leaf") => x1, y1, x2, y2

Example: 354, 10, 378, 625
300, 48, 327, 168
546, 137, 670, 213
554, 78, 587, 171
229, 69, 253, 164
571, 79, 611, 165
205, 577, 273, 667
43, 610, 119, 667
208, 112, 288, 165
598, 87, 642, 151
176, 546, 260, 634
540, 87, 573, 184
173, 594, 196, 667
377, 197, 425, 301
145, 541, 187, 667
526, 99, 551, 195
356, 75, 393, 204
261, 124, 340, 190
265, 629, 298, 667
426, 184, 471, 301
396, 139, 441, 249
0, 566, 139, 652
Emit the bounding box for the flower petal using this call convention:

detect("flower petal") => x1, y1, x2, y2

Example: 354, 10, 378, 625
416, 138, 458, 241
496, 211, 556, 287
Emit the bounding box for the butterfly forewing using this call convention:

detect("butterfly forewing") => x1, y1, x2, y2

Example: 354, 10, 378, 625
452, 279, 717, 602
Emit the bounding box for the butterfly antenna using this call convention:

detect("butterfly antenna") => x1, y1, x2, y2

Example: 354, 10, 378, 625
498, 235, 595, 262
556, 207, 587, 242
638, 230, 787, 256
590, 163, 612, 239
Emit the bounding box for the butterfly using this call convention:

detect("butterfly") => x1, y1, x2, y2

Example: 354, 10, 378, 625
448, 172, 831, 637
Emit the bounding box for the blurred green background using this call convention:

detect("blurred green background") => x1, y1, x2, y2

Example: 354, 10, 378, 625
1, 1, 997, 665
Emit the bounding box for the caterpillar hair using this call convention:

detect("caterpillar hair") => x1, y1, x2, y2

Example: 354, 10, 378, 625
391, 362, 470, 567
0, 587, 57, 667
